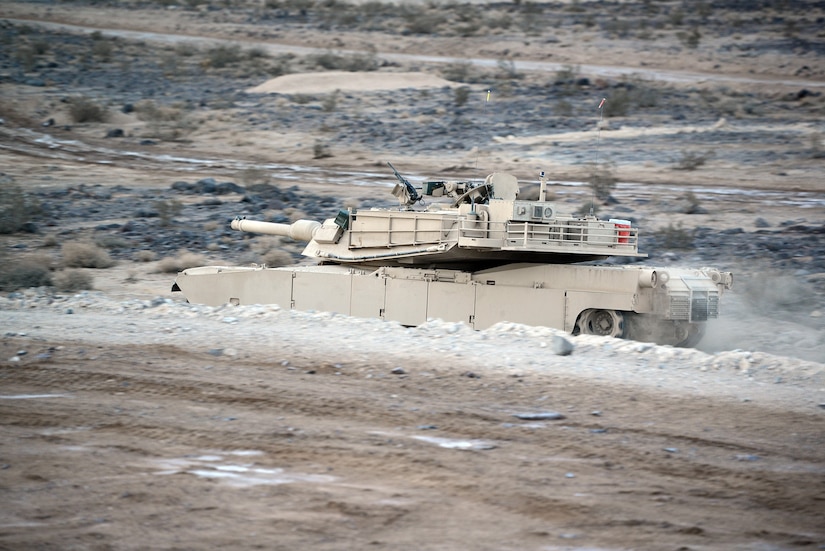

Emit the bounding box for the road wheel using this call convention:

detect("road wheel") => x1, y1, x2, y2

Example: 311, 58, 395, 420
675, 323, 706, 348
576, 309, 625, 338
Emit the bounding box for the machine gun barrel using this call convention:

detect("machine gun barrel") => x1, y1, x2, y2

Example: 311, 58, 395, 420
387, 161, 420, 205
230, 218, 321, 242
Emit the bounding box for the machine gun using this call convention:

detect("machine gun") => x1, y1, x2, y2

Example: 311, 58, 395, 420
388, 161, 421, 206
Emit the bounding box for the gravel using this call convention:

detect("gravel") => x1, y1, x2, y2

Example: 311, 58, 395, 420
2, 288, 823, 415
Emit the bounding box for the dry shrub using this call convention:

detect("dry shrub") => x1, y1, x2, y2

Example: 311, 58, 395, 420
0, 180, 41, 234
68, 96, 109, 123
134, 250, 157, 262
156, 251, 208, 273
62, 242, 116, 268
0, 255, 52, 291
261, 249, 294, 267
53, 269, 94, 292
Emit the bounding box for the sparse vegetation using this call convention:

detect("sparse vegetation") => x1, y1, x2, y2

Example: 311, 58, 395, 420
239, 168, 269, 186
134, 250, 157, 263
68, 96, 109, 123
62, 242, 116, 269
310, 50, 378, 72
587, 162, 618, 202
660, 222, 694, 249
156, 251, 208, 273
809, 132, 824, 159
0, 255, 52, 291
0, 181, 41, 234
155, 199, 183, 227
261, 248, 294, 267
679, 191, 706, 215
674, 150, 714, 171
53, 269, 94, 292
206, 44, 243, 69
454, 86, 470, 108
322, 90, 339, 112
313, 141, 333, 159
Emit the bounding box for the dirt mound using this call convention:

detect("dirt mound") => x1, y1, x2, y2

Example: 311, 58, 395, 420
246, 71, 456, 95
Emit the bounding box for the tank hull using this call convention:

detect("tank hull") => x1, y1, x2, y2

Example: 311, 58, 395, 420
173, 262, 731, 347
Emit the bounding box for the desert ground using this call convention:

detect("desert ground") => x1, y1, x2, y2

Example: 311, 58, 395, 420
1, 1, 824, 550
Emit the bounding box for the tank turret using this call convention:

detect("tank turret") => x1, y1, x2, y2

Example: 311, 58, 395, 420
231, 166, 645, 270
174, 163, 732, 348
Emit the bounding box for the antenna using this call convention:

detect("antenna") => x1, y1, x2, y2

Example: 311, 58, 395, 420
474, 88, 492, 180
589, 97, 607, 217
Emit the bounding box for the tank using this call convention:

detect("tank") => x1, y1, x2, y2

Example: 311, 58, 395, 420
172, 163, 732, 347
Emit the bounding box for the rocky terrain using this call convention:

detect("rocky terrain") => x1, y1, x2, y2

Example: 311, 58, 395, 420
1, 1, 824, 549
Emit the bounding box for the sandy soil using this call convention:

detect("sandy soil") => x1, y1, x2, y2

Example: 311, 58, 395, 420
1, 296, 824, 551
1, 2, 825, 549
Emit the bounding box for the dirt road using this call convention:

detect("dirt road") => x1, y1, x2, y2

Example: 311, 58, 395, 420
1, 300, 824, 550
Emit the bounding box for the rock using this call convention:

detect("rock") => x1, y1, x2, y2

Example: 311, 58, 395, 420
105, 128, 124, 138
550, 335, 574, 356
391, 367, 406, 375
734, 454, 760, 461
215, 182, 245, 195
513, 411, 566, 421
755, 217, 771, 228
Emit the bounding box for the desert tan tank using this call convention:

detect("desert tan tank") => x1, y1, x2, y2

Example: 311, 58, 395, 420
173, 164, 732, 347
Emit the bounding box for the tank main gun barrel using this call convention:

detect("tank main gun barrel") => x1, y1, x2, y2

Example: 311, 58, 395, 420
230, 218, 321, 242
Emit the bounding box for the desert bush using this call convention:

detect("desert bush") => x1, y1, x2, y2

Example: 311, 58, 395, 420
310, 51, 378, 72
95, 235, 130, 250
809, 132, 824, 158
495, 59, 521, 80
555, 98, 574, 117
313, 141, 333, 159
290, 94, 314, 105
454, 86, 470, 108
603, 77, 658, 116
31, 39, 49, 55
677, 27, 701, 49
660, 222, 694, 249
246, 46, 269, 59
668, 9, 685, 27
261, 248, 294, 267
587, 162, 618, 202
175, 43, 199, 57
68, 96, 109, 123
156, 251, 208, 273
678, 191, 707, 214
207, 44, 242, 68
674, 150, 713, 170
134, 250, 157, 262
16, 45, 36, 72
322, 91, 339, 112
0, 255, 52, 291
0, 182, 41, 234
239, 167, 269, 185
62, 242, 116, 269
92, 39, 114, 61
603, 88, 631, 117
134, 100, 185, 122
554, 64, 582, 97
134, 100, 195, 140
42, 234, 58, 248
402, 10, 447, 35
575, 200, 600, 217
155, 199, 183, 227
53, 269, 93, 292
440, 61, 474, 83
